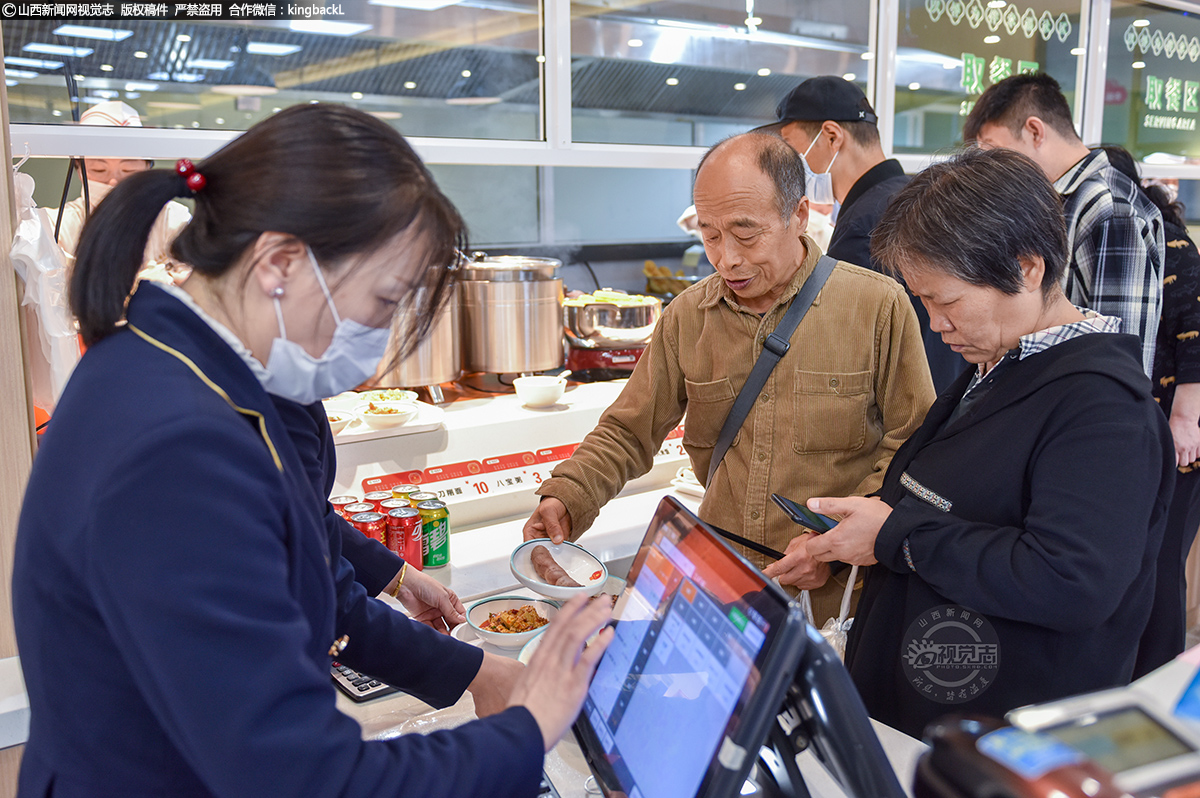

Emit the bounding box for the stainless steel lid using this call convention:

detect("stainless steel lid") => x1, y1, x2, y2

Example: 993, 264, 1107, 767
459, 253, 561, 282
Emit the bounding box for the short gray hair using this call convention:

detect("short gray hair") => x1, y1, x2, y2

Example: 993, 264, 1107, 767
695, 132, 806, 225
871, 147, 1067, 298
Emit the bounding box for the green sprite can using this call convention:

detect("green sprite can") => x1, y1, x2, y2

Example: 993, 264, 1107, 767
416, 500, 450, 568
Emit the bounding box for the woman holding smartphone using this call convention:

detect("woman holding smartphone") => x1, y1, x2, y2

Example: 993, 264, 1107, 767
794, 148, 1174, 738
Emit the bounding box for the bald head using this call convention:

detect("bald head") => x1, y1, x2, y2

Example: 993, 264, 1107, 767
692, 132, 812, 314
696, 133, 806, 224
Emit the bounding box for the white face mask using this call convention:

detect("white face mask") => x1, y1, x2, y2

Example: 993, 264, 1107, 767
260, 248, 392, 406
801, 137, 838, 206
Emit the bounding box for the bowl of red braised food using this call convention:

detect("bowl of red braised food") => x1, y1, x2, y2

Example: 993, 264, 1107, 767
466, 596, 559, 649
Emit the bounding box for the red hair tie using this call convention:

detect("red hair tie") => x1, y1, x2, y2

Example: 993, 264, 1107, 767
174, 159, 206, 193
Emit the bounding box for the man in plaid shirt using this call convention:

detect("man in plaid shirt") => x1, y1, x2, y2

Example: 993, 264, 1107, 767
965, 73, 1164, 376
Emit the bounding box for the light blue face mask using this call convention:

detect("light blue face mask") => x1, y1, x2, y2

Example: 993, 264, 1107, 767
260, 248, 392, 406
801, 136, 838, 206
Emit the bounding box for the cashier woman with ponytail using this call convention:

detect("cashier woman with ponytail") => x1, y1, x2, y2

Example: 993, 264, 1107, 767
13, 104, 612, 798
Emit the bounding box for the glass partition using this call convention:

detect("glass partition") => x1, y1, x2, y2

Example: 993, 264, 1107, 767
427, 163, 540, 246
1102, 0, 1200, 163
551, 166, 693, 241
569, 0, 873, 145
893, 0, 1085, 153
2, 1, 541, 139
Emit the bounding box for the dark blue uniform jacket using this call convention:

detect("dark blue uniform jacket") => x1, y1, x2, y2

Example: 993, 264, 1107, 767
13, 283, 543, 798
272, 396, 404, 597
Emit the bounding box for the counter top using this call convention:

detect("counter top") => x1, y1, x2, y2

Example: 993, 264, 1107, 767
329, 380, 690, 532
335, 484, 931, 798
2, 477, 1191, 797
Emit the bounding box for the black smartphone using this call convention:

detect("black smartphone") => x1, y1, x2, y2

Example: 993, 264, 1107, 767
771, 493, 838, 533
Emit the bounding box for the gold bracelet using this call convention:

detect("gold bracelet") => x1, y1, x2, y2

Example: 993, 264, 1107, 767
389, 562, 408, 599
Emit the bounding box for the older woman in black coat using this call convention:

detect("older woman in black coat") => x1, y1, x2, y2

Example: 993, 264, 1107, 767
799, 148, 1174, 738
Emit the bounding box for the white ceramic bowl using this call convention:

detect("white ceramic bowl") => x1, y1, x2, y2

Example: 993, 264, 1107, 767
353, 401, 419, 430
466, 596, 559, 649
517, 632, 545, 664
326, 411, 353, 436
511, 539, 608, 600
513, 376, 566, 407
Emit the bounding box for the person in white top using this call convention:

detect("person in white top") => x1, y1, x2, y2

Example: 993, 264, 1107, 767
54, 101, 192, 283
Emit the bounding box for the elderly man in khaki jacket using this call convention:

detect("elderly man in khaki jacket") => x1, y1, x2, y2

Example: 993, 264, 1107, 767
523, 132, 935, 621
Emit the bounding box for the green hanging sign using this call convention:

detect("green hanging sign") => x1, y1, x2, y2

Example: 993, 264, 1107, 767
1142, 73, 1200, 130
960, 54, 1040, 115
925, 0, 1072, 43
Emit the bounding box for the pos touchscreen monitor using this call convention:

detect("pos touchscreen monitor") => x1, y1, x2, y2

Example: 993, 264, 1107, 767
572, 496, 808, 798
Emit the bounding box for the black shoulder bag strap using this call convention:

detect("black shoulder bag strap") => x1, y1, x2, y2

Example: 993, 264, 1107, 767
705, 254, 837, 490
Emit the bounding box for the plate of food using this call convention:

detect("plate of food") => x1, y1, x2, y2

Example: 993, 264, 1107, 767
670, 466, 705, 499
326, 410, 353, 436
352, 400, 419, 430
511, 539, 609, 600
465, 596, 559, 650
358, 388, 419, 405
323, 393, 444, 439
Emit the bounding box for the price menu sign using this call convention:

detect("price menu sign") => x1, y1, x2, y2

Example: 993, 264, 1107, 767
360, 425, 686, 505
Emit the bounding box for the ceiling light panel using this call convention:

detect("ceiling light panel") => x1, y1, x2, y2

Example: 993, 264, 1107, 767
370, 0, 460, 9
288, 20, 372, 36
186, 59, 235, 70
4, 56, 64, 70
24, 43, 94, 57
246, 42, 303, 56
52, 25, 133, 41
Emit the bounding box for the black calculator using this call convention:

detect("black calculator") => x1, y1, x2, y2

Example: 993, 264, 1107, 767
330, 661, 400, 702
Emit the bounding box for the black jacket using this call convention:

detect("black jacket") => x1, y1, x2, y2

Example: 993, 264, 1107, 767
826, 159, 910, 272
1152, 219, 1200, 412
827, 159, 966, 393
845, 332, 1174, 738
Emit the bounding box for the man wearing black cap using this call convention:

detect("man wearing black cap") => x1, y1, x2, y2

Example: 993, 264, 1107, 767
772, 76, 965, 392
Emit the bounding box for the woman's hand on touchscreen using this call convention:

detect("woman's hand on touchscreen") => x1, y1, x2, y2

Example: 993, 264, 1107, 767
804, 496, 889, 567
508, 595, 613, 752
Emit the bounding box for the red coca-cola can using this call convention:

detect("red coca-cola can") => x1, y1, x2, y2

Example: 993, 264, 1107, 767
362, 491, 393, 512
329, 496, 359, 519
378, 499, 410, 515
386, 507, 423, 568
350, 511, 386, 545
342, 502, 374, 519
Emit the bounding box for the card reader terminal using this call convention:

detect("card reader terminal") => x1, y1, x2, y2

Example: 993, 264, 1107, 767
1007, 686, 1200, 798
